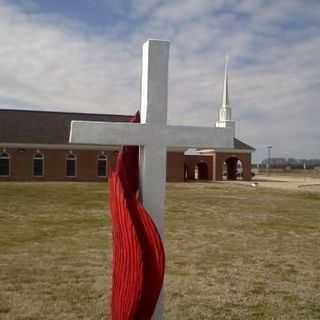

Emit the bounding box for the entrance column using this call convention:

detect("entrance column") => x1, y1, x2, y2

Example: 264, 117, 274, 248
214, 153, 224, 181
240, 154, 252, 181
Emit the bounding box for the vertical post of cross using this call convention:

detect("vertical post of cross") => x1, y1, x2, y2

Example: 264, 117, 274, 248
68, 38, 234, 320
139, 39, 170, 320
139, 39, 170, 236
141, 39, 169, 126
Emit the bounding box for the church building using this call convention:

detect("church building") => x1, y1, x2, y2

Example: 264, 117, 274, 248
0, 61, 254, 182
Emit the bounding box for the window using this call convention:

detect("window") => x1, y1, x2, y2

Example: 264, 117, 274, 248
0, 152, 10, 176
97, 154, 107, 177
33, 153, 44, 177
66, 153, 77, 177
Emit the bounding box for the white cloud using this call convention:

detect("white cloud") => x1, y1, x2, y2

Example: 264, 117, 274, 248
0, 0, 319, 161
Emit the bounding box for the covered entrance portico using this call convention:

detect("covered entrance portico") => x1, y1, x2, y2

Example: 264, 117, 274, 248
199, 138, 255, 181
224, 156, 243, 180
184, 155, 213, 181
214, 152, 252, 181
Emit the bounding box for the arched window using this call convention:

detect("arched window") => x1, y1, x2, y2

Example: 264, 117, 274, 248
33, 152, 44, 177
66, 153, 77, 177
0, 152, 10, 176
97, 154, 108, 177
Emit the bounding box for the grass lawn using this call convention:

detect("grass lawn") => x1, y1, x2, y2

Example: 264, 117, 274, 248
0, 182, 319, 319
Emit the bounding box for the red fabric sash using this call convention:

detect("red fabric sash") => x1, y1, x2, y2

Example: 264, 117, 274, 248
109, 112, 165, 320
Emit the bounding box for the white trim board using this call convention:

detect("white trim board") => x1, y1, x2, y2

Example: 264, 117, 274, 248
0, 143, 120, 151
0, 142, 190, 152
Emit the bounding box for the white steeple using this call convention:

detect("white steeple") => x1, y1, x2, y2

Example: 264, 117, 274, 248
222, 55, 230, 108
216, 56, 235, 136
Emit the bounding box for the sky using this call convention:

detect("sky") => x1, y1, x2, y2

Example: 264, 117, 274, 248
0, 0, 319, 162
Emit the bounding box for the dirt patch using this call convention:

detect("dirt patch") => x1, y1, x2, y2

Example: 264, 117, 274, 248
224, 175, 320, 193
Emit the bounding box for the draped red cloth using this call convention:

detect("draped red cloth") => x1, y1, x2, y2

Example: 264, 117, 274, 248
109, 112, 165, 320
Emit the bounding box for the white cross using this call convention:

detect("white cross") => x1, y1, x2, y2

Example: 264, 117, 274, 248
69, 39, 233, 319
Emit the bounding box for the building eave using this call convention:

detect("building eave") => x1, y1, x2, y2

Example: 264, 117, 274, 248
0, 142, 189, 153
199, 148, 253, 154
0, 142, 120, 151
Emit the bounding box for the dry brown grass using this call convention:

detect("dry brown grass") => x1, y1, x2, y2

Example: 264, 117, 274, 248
0, 182, 319, 319
256, 168, 320, 179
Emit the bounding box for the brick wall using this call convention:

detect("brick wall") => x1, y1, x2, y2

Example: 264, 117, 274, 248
0, 148, 117, 181
0, 148, 187, 182
166, 152, 185, 182
0, 148, 252, 182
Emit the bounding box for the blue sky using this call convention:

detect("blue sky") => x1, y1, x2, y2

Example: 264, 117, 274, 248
0, 0, 319, 162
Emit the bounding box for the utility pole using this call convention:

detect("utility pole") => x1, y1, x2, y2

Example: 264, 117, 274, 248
267, 146, 272, 176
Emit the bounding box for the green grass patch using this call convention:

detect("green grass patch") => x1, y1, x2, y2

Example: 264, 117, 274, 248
0, 182, 319, 319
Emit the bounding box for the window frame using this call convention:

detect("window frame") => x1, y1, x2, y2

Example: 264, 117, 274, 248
97, 154, 108, 178
0, 152, 10, 177
66, 153, 77, 178
32, 152, 45, 177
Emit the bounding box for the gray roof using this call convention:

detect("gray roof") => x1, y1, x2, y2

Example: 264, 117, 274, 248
197, 137, 255, 154
234, 138, 255, 151
0, 109, 255, 151
0, 109, 132, 144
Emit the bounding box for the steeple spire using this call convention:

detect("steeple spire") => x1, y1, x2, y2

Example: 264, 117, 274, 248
222, 55, 229, 107
216, 55, 235, 136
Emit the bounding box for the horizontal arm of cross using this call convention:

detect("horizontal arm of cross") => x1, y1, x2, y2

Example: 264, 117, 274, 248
69, 120, 234, 149
69, 121, 145, 146
166, 125, 233, 149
